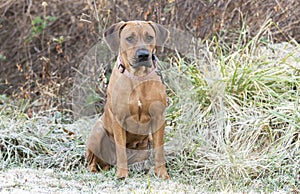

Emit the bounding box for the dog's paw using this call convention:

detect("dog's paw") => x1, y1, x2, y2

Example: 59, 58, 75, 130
155, 166, 170, 180
116, 168, 129, 179
88, 164, 99, 173
102, 164, 110, 171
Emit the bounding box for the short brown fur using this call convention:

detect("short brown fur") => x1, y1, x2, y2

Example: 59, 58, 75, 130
86, 21, 170, 179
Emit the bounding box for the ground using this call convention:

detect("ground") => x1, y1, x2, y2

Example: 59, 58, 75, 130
0, 168, 198, 194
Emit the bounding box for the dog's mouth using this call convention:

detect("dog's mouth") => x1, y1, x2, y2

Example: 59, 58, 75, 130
131, 58, 152, 68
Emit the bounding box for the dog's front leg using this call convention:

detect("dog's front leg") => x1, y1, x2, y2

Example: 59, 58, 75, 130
113, 122, 128, 179
152, 122, 170, 179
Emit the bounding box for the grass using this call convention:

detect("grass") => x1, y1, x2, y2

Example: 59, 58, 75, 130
1, 25, 300, 192
0, 99, 87, 171
161, 22, 300, 191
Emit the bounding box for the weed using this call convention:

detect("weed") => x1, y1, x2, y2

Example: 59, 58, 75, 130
27, 15, 57, 42
1, 18, 300, 193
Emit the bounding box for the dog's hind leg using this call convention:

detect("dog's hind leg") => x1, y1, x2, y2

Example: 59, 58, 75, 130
86, 148, 110, 172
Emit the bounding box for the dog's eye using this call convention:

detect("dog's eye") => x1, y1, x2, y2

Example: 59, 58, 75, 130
146, 35, 154, 42
126, 36, 134, 43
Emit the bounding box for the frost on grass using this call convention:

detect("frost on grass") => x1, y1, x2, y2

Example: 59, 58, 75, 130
0, 40, 300, 192
0, 168, 200, 194
163, 40, 300, 191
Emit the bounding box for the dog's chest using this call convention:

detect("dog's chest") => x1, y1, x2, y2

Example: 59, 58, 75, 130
129, 95, 153, 123
109, 75, 166, 134
128, 83, 164, 123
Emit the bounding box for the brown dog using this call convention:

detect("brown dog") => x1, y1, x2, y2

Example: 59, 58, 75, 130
86, 21, 170, 179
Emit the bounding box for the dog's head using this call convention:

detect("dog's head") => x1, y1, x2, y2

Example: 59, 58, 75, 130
104, 21, 169, 75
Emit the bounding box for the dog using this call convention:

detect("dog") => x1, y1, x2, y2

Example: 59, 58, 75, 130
86, 21, 170, 179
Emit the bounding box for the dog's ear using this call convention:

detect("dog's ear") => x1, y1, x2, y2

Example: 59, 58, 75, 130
148, 22, 169, 51
104, 21, 126, 52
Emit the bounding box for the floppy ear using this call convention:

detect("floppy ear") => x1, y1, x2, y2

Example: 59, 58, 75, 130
104, 21, 126, 52
148, 22, 170, 51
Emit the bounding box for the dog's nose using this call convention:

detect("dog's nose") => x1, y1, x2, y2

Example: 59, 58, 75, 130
137, 49, 150, 61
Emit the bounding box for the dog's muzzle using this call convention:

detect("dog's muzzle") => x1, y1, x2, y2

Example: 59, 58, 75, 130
137, 49, 150, 61
133, 49, 152, 68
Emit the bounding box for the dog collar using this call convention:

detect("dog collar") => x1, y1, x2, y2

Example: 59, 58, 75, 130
117, 55, 158, 81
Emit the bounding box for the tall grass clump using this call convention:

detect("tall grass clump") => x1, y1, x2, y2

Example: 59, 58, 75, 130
0, 97, 87, 171
163, 21, 300, 191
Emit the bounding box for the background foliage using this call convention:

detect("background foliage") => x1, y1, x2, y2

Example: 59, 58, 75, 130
0, 0, 299, 192
1, 0, 300, 109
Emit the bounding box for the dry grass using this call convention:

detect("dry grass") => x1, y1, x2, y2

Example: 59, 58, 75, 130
161, 21, 300, 192
1, 20, 300, 193
0, 99, 88, 171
